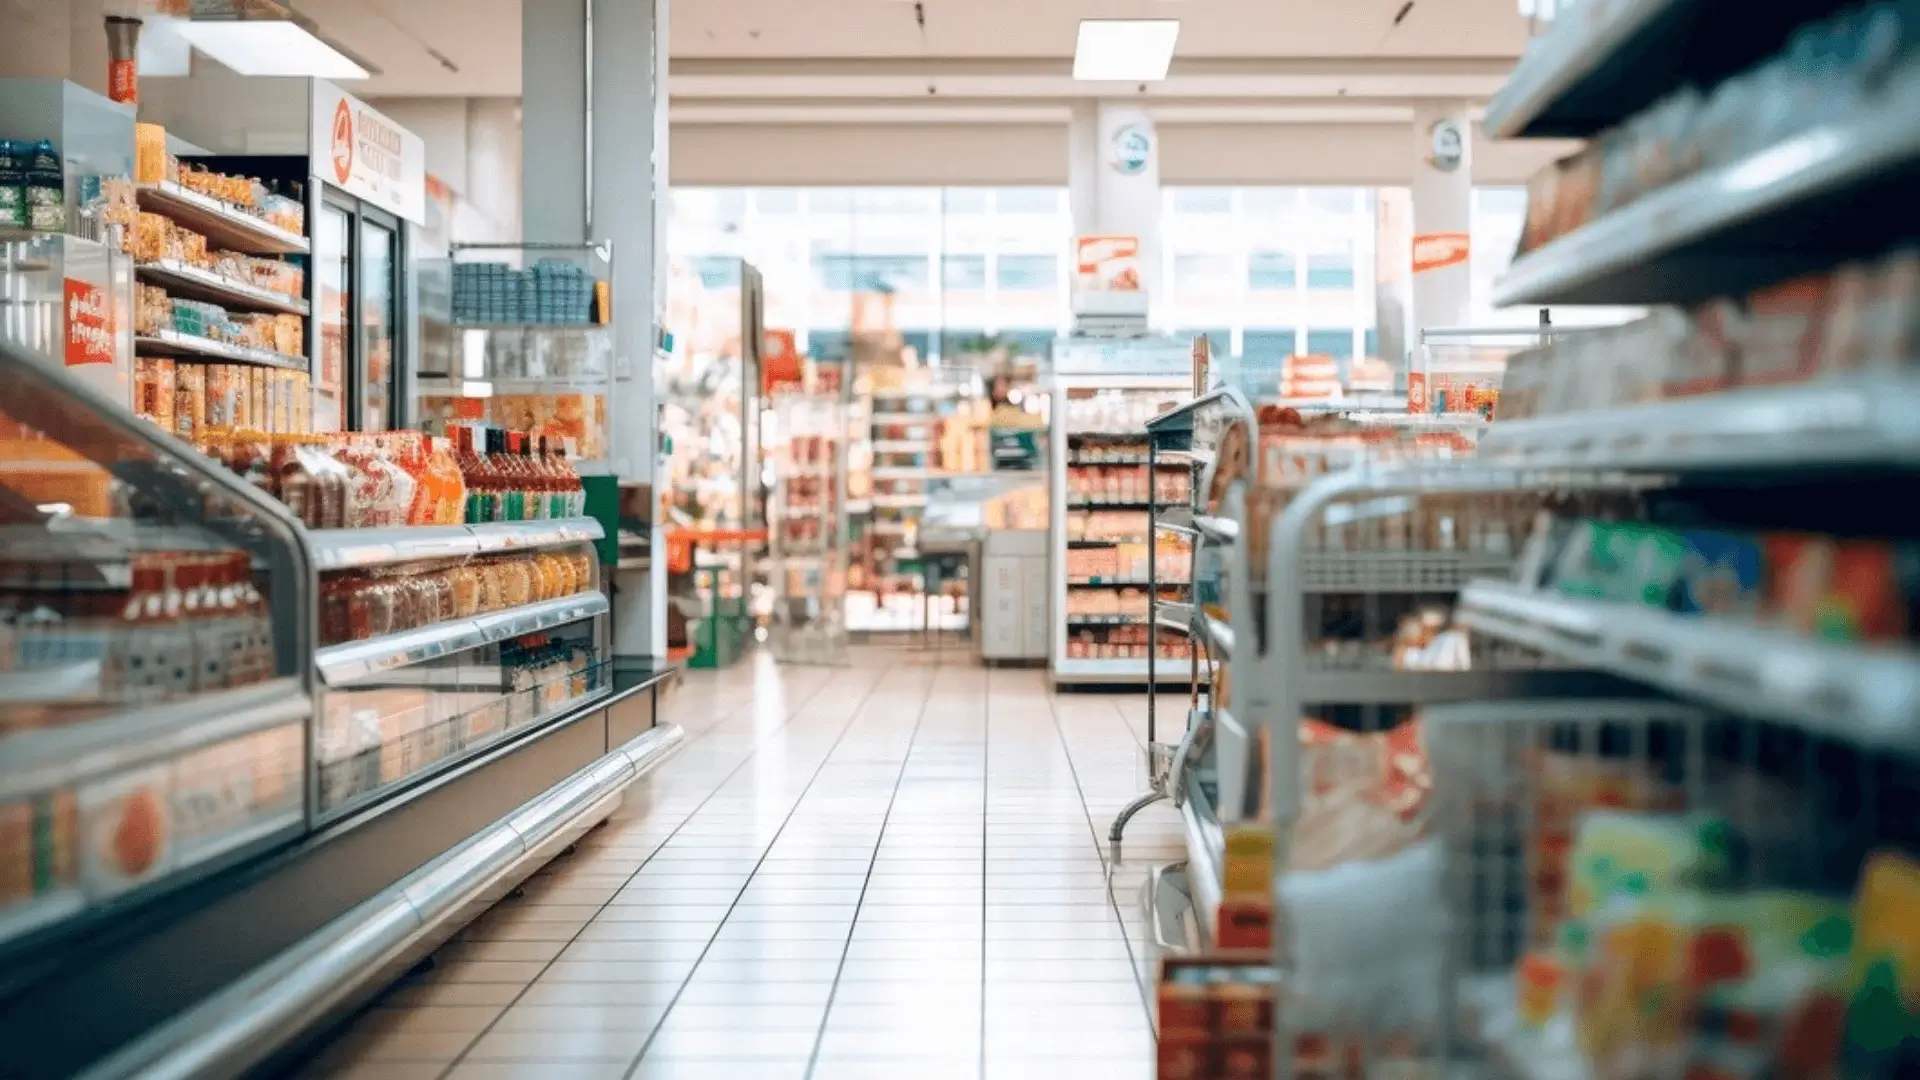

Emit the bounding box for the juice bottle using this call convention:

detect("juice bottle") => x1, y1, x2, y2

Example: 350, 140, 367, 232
455, 426, 486, 524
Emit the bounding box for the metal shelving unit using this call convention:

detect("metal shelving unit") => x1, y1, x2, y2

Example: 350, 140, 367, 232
1234, 5, 1920, 1077
1493, 77, 1920, 307
1117, 386, 1256, 963
1482, 0, 1854, 139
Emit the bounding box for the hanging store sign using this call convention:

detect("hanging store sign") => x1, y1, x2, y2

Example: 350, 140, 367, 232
1412, 232, 1471, 274
311, 80, 425, 224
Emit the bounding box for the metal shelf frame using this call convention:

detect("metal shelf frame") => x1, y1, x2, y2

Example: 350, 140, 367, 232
1493, 78, 1920, 307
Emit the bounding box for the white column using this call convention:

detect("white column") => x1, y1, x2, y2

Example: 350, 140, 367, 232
1408, 102, 1474, 341
523, 0, 668, 660
1066, 102, 1164, 308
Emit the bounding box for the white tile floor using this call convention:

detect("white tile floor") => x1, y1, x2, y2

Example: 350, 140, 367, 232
299, 649, 1189, 1080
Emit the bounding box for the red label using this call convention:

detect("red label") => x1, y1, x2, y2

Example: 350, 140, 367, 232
330, 98, 354, 184
64, 279, 114, 367
108, 59, 138, 105
1406, 372, 1429, 414
1412, 232, 1470, 274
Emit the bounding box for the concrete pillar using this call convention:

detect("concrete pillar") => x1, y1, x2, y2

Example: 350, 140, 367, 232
1066, 102, 1164, 310
1408, 102, 1474, 342
523, 0, 667, 660
0, 0, 110, 94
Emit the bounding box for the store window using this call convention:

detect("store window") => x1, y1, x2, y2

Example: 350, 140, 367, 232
1248, 252, 1296, 290
812, 253, 931, 293
1001, 328, 1061, 360
1305, 253, 1356, 290
1242, 328, 1297, 358
668, 186, 1073, 365
943, 254, 987, 290
996, 254, 1058, 293
690, 256, 742, 290
1161, 187, 1378, 366
1306, 328, 1356, 359
1173, 188, 1235, 214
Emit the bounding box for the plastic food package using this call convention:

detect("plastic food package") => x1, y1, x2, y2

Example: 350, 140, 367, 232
1290, 718, 1432, 873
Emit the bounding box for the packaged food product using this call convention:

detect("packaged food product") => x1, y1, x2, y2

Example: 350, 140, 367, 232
1672, 531, 1764, 616
1764, 535, 1909, 643
0, 789, 80, 912
79, 766, 173, 896
1743, 274, 1831, 386
1289, 718, 1431, 872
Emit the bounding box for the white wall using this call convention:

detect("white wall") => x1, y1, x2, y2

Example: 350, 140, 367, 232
374, 96, 522, 245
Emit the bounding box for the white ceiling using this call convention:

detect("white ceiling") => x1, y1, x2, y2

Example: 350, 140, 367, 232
292, 0, 1532, 100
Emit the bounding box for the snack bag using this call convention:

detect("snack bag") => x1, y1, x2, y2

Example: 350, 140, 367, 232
1843, 852, 1920, 1080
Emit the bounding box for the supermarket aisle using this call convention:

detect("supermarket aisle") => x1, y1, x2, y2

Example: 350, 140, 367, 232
300, 649, 1188, 1080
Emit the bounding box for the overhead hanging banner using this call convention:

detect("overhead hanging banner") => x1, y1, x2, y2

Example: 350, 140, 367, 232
311, 80, 426, 224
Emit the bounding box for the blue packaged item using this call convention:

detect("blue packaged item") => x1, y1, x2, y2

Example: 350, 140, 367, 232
1669, 530, 1763, 616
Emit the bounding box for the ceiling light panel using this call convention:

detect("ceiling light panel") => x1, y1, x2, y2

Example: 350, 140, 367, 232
1073, 19, 1180, 82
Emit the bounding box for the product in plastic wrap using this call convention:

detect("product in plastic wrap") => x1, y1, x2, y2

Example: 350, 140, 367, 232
1289, 718, 1431, 873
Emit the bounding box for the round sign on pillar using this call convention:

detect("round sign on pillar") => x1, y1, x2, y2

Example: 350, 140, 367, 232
1426, 118, 1465, 173
1108, 123, 1153, 176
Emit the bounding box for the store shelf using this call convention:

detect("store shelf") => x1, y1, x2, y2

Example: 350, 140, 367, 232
307, 518, 604, 572
135, 330, 307, 371
871, 412, 938, 425
315, 592, 611, 686
136, 260, 310, 316
1299, 551, 1514, 593
0, 677, 310, 803
1067, 538, 1147, 548
872, 440, 929, 453
136, 182, 310, 255
1179, 765, 1224, 945
1193, 514, 1239, 544
1483, 0, 1844, 139
1493, 80, 1920, 306
871, 466, 930, 479
871, 494, 925, 509
1478, 375, 1920, 473
1458, 579, 1920, 754
1069, 578, 1189, 588
1066, 615, 1150, 627
1053, 656, 1209, 684
1068, 500, 1181, 511
1200, 614, 1234, 661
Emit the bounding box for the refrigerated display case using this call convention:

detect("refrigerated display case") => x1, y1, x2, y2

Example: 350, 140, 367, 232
314, 195, 409, 433
1048, 336, 1196, 686
0, 340, 680, 1080
415, 242, 615, 474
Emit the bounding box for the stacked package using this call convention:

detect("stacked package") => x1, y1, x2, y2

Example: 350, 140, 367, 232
453, 260, 597, 325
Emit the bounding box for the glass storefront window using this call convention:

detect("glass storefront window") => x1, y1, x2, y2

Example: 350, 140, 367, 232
1305, 253, 1356, 290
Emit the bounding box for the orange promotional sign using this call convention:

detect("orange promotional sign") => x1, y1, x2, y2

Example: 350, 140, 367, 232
1412, 232, 1470, 274
762, 329, 801, 393
1074, 235, 1142, 292
63, 279, 113, 367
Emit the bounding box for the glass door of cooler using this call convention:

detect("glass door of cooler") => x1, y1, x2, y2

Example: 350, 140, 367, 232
318, 190, 405, 433
315, 202, 351, 432
357, 211, 399, 431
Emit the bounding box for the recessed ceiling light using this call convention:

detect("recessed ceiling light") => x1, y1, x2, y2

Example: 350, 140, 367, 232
1073, 19, 1180, 82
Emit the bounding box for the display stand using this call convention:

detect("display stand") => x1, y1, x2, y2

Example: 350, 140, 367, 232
419, 242, 615, 472
1109, 386, 1255, 858
768, 390, 850, 665
1048, 336, 1194, 687
0, 341, 682, 1079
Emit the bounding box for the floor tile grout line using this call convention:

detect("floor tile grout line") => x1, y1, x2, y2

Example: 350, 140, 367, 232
427, 661, 862, 1079
978, 664, 991, 1080
615, 662, 935, 1080
1039, 684, 1163, 1031
799, 656, 944, 1079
